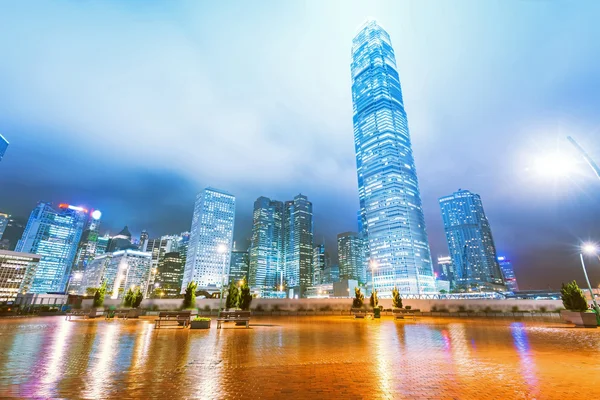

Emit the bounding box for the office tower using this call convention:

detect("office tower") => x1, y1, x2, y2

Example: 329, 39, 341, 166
106, 226, 134, 252
96, 234, 110, 255
337, 232, 366, 283
312, 244, 329, 285
0, 133, 8, 162
139, 230, 149, 252
0, 216, 26, 251
82, 249, 152, 299
249, 197, 284, 290
16, 202, 87, 293
177, 232, 190, 264
181, 188, 235, 291
229, 250, 250, 284
351, 20, 436, 295
439, 189, 505, 291
498, 256, 519, 292
69, 209, 103, 294
323, 263, 340, 284
155, 251, 184, 298
436, 256, 456, 289
0, 250, 40, 301
283, 194, 313, 297
0, 212, 9, 239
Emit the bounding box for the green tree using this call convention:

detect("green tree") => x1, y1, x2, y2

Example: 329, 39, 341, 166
439, 289, 447, 294
238, 277, 253, 311
182, 281, 198, 309
132, 288, 144, 308
369, 289, 378, 308
392, 286, 403, 309
123, 288, 134, 307
225, 280, 240, 310
352, 287, 364, 308
85, 287, 99, 297
93, 281, 107, 308
561, 280, 588, 311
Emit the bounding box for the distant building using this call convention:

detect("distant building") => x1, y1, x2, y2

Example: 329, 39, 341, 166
0, 216, 27, 251
106, 226, 135, 252
181, 188, 235, 291
439, 189, 505, 291
0, 212, 9, 239
312, 244, 329, 285
0, 133, 8, 162
146, 234, 181, 292
82, 249, 152, 299
323, 263, 340, 284
139, 230, 149, 252
155, 251, 184, 298
249, 197, 284, 290
333, 279, 358, 298
96, 234, 110, 255
337, 232, 365, 283
436, 255, 456, 290
229, 251, 249, 284
498, 256, 519, 292
283, 194, 313, 297
16, 202, 87, 293
69, 209, 103, 294
0, 250, 40, 302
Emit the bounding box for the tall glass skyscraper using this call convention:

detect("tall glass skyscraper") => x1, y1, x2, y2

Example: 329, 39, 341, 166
249, 197, 283, 290
351, 19, 436, 295
16, 202, 87, 293
0, 133, 8, 162
439, 189, 505, 291
498, 256, 519, 292
181, 188, 235, 291
283, 194, 313, 297
337, 232, 366, 283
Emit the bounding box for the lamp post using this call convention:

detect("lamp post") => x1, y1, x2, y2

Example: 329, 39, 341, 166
581, 243, 600, 314
217, 244, 227, 311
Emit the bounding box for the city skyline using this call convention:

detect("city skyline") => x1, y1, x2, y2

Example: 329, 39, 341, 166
1, 2, 600, 290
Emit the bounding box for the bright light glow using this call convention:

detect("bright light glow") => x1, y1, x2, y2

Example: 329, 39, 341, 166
370, 259, 378, 270
533, 153, 576, 178
582, 243, 598, 255
73, 272, 83, 280
217, 244, 227, 253
91, 210, 102, 220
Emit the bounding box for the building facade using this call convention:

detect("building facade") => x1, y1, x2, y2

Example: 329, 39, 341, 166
0, 212, 9, 240
249, 197, 284, 290
337, 232, 366, 283
283, 194, 313, 296
0, 133, 8, 162
323, 264, 340, 284
16, 203, 87, 293
155, 251, 184, 298
181, 188, 235, 291
0, 250, 40, 302
68, 209, 103, 294
498, 256, 519, 292
351, 20, 436, 296
229, 250, 250, 284
312, 244, 329, 285
439, 189, 505, 291
0, 216, 26, 251
436, 255, 456, 290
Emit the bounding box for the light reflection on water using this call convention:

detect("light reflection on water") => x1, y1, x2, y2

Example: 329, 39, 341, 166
0, 316, 597, 398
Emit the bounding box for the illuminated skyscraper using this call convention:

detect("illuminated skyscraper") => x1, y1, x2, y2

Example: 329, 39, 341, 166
498, 256, 519, 292
229, 250, 250, 284
439, 189, 505, 291
181, 188, 235, 291
0, 250, 40, 301
312, 244, 329, 285
155, 251, 184, 298
0, 133, 8, 162
68, 209, 103, 294
283, 194, 313, 297
337, 232, 366, 283
249, 197, 283, 290
351, 19, 436, 295
0, 212, 9, 240
16, 203, 87, 293
436, 255, 456, 289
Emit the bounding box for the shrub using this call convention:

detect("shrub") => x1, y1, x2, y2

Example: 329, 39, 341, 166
405, 305, 412, 310
352, 287, 364, 308
132, 288, 143, 308
182, 281, 197, 309
392, 286, 403, 309
123, 289, 134, 308
370, 289, 379, 309
238, 277, 253, 311
85, 287, 99, 297
93, 281, 107, 308
561, 280, 588, 312
193, 317, 211, 322
511, 306, 520, 313
225, 280, 240, 310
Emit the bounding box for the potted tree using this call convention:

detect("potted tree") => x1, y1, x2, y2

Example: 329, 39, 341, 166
190, 316, 211, 329
351, 287, 366, 318
370, 289, 380, 318
560, 280, 597, 328
392, 286, 404, 319
90, 281, 107, 318
238, 277, 253, 312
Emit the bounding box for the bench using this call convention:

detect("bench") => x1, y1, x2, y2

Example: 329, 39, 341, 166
393, 309, 419, 320
351, 309, 371, 319
217, 310, 250, 329
65, 310, 89, 320
154, 311, 192, 328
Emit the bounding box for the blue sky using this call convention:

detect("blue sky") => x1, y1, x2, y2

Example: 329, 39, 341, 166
1, 0, 600, 289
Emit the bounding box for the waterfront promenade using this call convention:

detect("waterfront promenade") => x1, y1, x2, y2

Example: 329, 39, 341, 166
0, 316, 599, 399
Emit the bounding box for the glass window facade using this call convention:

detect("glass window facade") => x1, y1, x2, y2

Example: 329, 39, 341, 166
249, 197, 283, 289
351, 20, 436, 295
0, 250, 40, 301
337, 232, 366, 284
283, 194, 313, 296
0, 134, 8, 162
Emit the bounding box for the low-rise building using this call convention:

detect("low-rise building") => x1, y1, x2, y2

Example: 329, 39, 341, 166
0, 250, 40, 302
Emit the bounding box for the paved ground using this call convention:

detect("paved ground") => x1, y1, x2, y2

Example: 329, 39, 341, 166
0, 316, 599, 399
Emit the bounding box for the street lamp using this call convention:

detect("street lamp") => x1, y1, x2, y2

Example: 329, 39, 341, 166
217, 244, 228, 310
580, 243, 600, 314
